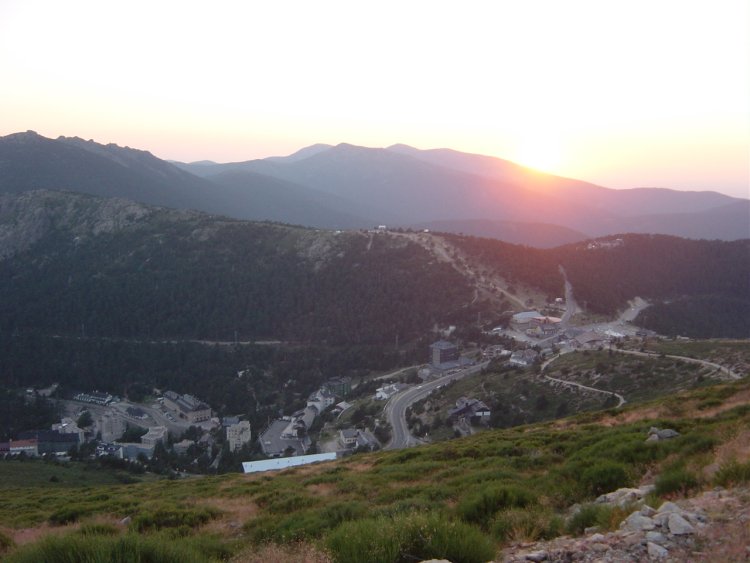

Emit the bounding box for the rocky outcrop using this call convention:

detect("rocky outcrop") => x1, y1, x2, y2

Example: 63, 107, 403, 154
0, 190, 160, 259
502, 487, 749, 562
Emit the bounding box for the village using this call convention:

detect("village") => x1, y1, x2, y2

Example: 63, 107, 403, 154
0, 302, 654, 475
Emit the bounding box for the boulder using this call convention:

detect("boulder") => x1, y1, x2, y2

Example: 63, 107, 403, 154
646, 531, 667, 544
657, 501, 683, 514
668, 513, 695, 535
524, 550, 548, 562
621, 512, 656, 532
648, 542, 669, 559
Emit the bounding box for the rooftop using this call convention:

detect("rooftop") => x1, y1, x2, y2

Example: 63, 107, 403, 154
430, 340, 457, 350
242, 453, 337, 474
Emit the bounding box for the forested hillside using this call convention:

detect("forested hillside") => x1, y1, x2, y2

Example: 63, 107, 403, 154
0, 192, 472, 345
452, 233, 750, 338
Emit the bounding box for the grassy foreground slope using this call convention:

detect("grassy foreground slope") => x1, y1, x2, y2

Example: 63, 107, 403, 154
2, 376, 749, 562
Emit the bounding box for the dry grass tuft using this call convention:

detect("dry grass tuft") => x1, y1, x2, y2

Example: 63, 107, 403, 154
231, 541, 332, 563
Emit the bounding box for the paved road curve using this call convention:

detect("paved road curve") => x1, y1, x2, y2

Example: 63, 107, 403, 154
384, 362, 489, 450
540, 353, 626, 407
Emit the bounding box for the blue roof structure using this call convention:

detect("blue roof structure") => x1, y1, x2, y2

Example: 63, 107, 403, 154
242, 452, 338, 474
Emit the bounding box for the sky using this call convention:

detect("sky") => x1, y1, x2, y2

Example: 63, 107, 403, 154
0, 0, 748, 198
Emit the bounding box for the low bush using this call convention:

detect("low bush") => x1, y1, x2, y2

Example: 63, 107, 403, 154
565, 503, 630, 535
326, 512, 495, 563
48, 504, 94, 525
579, 461, 630, 497
457, 485, 536, 526
4, 533, 212, 563
0, 530, 14, 554
130, 505, 220, 532
654, 468, 700, 497
714, 460, 750, 487
491, 508, 563, 543
76, 522, 120, 536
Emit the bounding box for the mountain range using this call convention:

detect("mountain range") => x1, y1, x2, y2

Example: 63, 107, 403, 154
0, 131, 747, 246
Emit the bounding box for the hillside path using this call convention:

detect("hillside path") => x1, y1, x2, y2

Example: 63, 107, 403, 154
613, 348, 741, 380
541, 353, 626, 407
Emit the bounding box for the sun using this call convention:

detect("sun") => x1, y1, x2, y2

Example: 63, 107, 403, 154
515, 134, 564, 174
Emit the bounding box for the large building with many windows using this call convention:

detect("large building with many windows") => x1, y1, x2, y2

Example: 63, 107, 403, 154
163, 391, 211, 423
226, 420, 252, 452
429, 340, 459, 366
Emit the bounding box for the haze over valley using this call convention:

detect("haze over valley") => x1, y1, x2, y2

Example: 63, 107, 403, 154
1, 1, 748, 561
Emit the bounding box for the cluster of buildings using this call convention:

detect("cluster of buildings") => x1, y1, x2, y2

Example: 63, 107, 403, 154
448, 397, 491, 424
259, 377, 352, 458
510, 311, 563, 338
338, 427, 378, 451
0, 416, 85, 457
162, 391, 212, 424
73, 391, 115, 406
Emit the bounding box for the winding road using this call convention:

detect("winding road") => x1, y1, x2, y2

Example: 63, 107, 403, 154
384, 362, 489, 450
540, 353, 627, 407
612, 348, 741, 380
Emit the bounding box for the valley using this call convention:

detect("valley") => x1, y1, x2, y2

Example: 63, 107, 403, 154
0, 144, 747, 562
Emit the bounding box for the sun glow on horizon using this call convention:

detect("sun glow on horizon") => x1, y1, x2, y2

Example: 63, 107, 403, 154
514, 133, 565, 175
0, 0, 747, 197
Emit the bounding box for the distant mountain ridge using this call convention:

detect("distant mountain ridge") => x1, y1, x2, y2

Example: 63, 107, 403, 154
1, 191, 747, 341
1, 132, 746, 245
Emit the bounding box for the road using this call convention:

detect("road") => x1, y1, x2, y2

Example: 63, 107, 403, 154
540, 353, 626, 407
612, 348, 741, 380
384, 361, 489, 450
558, 265, 579, 328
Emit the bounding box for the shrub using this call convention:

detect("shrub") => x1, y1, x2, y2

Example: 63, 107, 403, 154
0, 530, 14, 554
326, 512, 495, 563
579, 461, 630, 497
491, 508, 563, 543
565, 503, 630, 535
457, 485, 536, 526
76, 523, 120, 536
4, 534, 210, 563
130, 505, 220, 532
714, 460, 750, 487
654, 468, 700, 497
677, 433, 718, 455
48, 504, 94, 525
326, 517, 400, 563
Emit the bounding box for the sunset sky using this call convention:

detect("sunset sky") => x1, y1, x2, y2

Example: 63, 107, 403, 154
1, 0, 748, 198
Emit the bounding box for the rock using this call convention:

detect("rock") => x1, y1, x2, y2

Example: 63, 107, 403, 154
622, 532, 645, 547
590, 542, 609, 552
646, 531, 667, 544
640, 505, 656, 517
584, 526, 601, 535
646, 427, 680, 441
589, 533, 606, 542
595, 487, 643, 505
668, 513, 695, 535
119, 516, 131, 526
525, 551, 549, 562
656, 501, 682, 514
621, 512, 655, 532
639, 484, 656, 495
648, 542, 669, 559
683, 511, 707, 524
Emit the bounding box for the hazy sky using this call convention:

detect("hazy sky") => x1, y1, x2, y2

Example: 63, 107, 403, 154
1, 0, 748, 198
